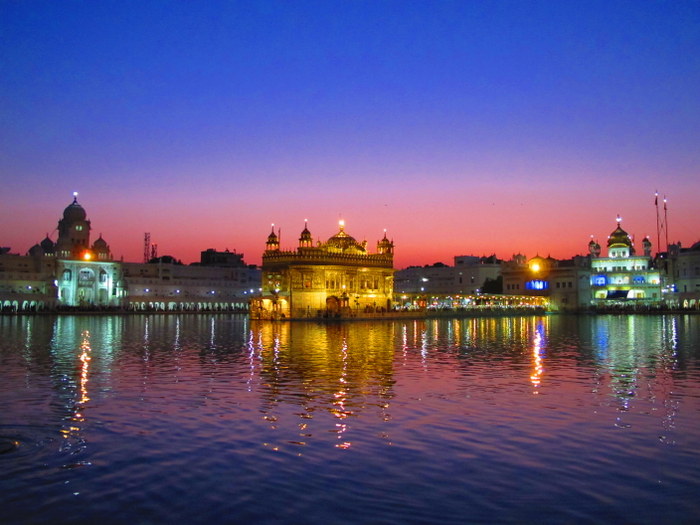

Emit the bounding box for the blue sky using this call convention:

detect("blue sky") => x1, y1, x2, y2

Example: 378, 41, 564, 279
2, 1, 699, 265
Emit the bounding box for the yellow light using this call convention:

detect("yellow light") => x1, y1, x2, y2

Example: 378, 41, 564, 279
531, 263, 540, 272
83, 252, 92, 261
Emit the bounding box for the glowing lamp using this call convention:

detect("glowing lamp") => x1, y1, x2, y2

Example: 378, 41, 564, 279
83, 252, 92, 261
531, 263, 540, 272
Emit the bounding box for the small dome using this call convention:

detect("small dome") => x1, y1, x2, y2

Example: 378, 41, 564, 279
63, 196, 87, 222
299, 225, 312, 242
93, 235, 108, 249
40, 236, 55, 251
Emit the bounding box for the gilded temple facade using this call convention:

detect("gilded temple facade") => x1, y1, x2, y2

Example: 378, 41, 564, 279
252, 220, 395, 319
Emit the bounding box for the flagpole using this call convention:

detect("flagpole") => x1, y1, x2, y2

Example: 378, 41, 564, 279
655, 191, 660, 255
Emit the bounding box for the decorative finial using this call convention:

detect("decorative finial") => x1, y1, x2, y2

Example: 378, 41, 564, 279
339, 219, 345, 230
616, 215, 622, 224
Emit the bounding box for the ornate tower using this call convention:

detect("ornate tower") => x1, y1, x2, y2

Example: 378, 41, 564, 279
607, 216, 633, 258
299, 220, 313, 248
55, 193, 91, 259
376, 230, 394, 255
588, 236, 601, 258
266, 225, 280, 252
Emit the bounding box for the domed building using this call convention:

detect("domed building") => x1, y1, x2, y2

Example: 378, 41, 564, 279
48, 195, 124, 307
1, 194, 124, 311
589, 216, 661, 305
501, 252, 591, 311
1, 195, 259, 312
252, 220, 395, 319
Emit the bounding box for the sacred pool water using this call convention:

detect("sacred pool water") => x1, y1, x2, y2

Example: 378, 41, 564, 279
1, 314, 699, 524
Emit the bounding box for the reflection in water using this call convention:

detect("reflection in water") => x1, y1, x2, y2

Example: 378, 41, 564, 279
59, 329, 92, 464
530, 321, 545, 392
587, 315, 684, 433
1, 314, 700, 524
249, 321, 396, 449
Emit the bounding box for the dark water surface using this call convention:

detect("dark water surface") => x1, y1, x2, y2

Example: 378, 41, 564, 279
1, 314, 699, 524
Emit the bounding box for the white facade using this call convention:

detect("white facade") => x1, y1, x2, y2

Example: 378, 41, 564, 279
589, 218, 661, 304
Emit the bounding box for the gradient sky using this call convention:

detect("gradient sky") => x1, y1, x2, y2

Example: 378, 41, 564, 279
2, 1, 699, 268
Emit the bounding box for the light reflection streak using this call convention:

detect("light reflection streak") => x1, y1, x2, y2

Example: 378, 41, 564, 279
333, 337, 352, 449
60, 330, 92, 456
530, 322, 545, 393
210, 316, 216, 347
78, 331, 91, 405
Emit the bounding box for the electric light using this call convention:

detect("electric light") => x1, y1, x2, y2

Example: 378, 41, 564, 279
531, 263, 540, 272
83, 252, 92, 261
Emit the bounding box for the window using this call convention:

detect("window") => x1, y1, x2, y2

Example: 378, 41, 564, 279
526, 280, 548, 291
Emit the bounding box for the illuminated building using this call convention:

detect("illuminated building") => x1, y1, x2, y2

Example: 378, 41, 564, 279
395, 255, 502, 295
501, 254, 591, 311
659, 241, 700, 309
589, 217, 662, 305
51, 195, 124, 307
122, 252, 259, 312
251, 220, 394, 319
0, 194, 124, 310
1, 196, 258, 312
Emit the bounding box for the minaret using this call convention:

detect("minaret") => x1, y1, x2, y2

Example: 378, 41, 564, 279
266, 224, 280, 252
377, 229, 394, 255
299, 219, 313, 248
588, 235, 601, 258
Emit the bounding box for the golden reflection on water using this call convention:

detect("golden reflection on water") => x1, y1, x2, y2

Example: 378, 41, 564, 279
529, 319, 549, 393
60, 330, 92, 450
249, 321, 396, 449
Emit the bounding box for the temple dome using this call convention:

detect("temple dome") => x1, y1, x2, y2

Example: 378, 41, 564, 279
63, 196, 87, 222
607, 225, 632, 247
326, 222, 366, 253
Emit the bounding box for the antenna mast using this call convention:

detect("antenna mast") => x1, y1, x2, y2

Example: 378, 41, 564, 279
655, 191, 661, 255
143, 233, 151, 263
